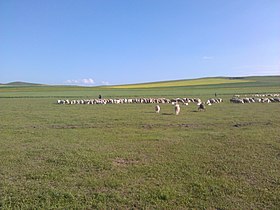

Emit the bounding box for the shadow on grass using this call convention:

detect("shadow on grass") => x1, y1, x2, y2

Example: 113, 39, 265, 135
161, 113, 173, 115
144, 112, 174, 115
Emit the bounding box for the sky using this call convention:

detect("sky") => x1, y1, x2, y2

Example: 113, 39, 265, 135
0, 0, 279, 86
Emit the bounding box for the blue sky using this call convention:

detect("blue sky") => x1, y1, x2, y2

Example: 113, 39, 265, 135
1, 0, 279, 85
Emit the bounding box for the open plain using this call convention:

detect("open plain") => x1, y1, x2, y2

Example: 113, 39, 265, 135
0, 76, 279, 209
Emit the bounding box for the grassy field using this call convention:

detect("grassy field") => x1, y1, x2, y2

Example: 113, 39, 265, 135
108, 77, 253, 89
0, 76, 280, 209
0, 76, 279, 98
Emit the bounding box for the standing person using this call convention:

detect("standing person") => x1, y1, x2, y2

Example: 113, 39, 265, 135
215, 93, 217, 97
98, 94, 102, 99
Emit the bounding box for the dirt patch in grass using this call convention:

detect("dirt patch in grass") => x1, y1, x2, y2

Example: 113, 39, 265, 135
52, 125, 83, 129
233, 121, 272, 128
233, 122, 253, 127
141, 123, 197, 129
112, 157, 139, 167
50, 124, 110, 129
24, 124, 102, 129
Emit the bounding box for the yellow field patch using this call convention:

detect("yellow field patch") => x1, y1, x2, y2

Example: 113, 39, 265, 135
108, 78, 253, 89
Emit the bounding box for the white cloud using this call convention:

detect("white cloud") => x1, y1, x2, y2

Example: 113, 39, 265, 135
65, 78, 95, 86
81, 78, 95, 84
202, 56, 214, 60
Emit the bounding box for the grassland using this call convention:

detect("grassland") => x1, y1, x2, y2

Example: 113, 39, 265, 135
108, 77, 253, 89
0, 76, 279, 98
0, 76, 279, 209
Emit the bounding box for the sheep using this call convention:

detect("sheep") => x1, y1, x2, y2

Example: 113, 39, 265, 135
57, 99, 63, 104
262, 98, 271, 103
253, 98, 262, 103
155, 105, 161, 113
194, 98, 202, 104
206, 100, 211, 105
243, 98, 250, 103
198, 103, 206, 111
174, 104, 180, 115
217, 98, 223, 103
230, 98, 244, 103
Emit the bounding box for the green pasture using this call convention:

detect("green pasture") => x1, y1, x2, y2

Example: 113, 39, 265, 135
108, 77, 252, 89
0, 76, 279, 98
0, 76, 279, 209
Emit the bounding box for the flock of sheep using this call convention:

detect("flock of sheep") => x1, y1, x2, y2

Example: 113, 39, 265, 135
57, 97, 199, 105
56, 97, 223, 106
56, 93, 279, 115
56, 97, 223, 115
230, 93, 280, 104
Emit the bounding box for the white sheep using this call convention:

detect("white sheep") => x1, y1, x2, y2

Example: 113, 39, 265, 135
155, 105, 161, 113
174, 104, 180, 115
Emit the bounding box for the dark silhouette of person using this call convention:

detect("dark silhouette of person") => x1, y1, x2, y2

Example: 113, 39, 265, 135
98, 94, 102, 99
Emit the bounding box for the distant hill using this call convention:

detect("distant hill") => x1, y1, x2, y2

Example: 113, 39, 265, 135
4, 81, 42, 86
107, 76, 280, 89
108, 77, 250, 89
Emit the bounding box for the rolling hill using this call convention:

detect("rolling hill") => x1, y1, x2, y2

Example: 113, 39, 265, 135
2, 81, 42, 86
0, 76, 279, 98
109, 77, 256, 89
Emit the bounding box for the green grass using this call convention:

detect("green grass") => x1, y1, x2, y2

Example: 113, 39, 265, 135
108, 77, 253, 89
0, 76, 280, 209
0, 76, 279, 98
